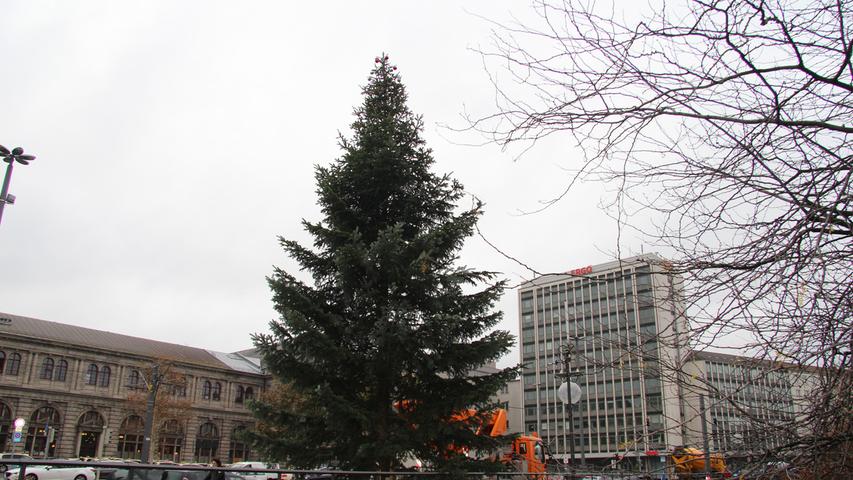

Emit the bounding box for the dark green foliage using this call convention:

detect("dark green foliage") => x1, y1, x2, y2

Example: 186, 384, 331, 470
249, 55, 517, 472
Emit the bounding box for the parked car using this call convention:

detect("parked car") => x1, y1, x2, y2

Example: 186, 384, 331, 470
303, 467, 334, 480
0, 455, 33, 460
0, 454, 34, 473
5, 466, 96, 480
136, 468, 208, 480
225, 462, 290, 480
91, 467, 129, 480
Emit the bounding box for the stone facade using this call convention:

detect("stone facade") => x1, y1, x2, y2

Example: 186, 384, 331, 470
0, 313, 267, 463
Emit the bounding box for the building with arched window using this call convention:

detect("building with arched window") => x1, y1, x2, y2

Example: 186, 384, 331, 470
0, 312, 266, 462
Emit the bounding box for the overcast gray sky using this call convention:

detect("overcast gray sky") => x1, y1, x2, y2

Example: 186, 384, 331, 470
1, 1, 646, 367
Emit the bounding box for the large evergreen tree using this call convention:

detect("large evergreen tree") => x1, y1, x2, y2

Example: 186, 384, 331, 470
249, 55, 516, 472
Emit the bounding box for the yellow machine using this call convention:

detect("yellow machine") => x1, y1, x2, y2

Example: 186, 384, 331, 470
672, 446, 731, 478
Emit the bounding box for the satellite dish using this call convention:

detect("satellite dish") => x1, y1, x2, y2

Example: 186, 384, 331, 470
557, 381, 583, 404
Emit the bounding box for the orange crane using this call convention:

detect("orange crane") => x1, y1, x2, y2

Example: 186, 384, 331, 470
453, 408, 548, 475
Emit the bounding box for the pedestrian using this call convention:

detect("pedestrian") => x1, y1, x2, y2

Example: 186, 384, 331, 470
206, 459, 225, 480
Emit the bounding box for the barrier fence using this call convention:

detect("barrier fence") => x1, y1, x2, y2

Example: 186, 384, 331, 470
0, 459, 718, 480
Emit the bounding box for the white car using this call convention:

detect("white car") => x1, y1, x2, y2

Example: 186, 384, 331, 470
0, 454, 34, 473
226, 462, 291, 480
5, 466, 96, 480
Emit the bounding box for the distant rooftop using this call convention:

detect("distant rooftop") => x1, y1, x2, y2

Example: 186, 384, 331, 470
519, 253, 666, 289
0, 311, 263, 375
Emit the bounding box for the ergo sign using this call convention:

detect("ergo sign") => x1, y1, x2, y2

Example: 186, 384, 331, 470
567, 265, 593, 276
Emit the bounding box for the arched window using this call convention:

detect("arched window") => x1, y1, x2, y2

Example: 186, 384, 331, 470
228, 425, 250, 463
85, 364, 99, 385
194, 422, 219, 463
157, 420, 184, 461
202, 381, 212, 400
26, 406, 61, 458
128, 370, 141, 389
0, 402, 12, 453
40, 358, 55, 380
6, 353, 21, 376
55, 360, 68, 382
235, 386, 244, 404
99, 366, 111, 387
0, 351, 6, 374
245, 387, 254, 401
117, 415, 144, 459
212, 382, 222, 401
168, 376, 187, 397
78, 411, 105, 430
77, 411, 106, 458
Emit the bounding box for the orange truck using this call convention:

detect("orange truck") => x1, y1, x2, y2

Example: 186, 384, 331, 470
398, 402, 548, 475
463, 408, 548, 475
671, 447, 731, 478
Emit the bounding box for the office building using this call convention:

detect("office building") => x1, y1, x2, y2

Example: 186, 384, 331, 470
681, 350, 817, 462
518, 254, 689, 470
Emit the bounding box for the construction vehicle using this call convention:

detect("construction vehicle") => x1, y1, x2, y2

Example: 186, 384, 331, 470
671, 446, 731, 478
455, 408, 548, 475
398, 403, 548, 475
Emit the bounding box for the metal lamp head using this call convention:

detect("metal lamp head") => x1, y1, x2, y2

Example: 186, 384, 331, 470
0, 145, 36, 165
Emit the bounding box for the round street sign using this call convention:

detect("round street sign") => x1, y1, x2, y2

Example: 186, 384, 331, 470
558, 381, 583, 404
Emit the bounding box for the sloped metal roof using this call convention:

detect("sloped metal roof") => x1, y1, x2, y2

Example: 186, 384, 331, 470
206, 350, 264, 374
0, 311, 260, 374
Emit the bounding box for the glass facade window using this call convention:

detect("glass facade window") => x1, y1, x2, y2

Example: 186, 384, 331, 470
118, 416, 144, 459
0, 402, 11, 453
128, 370, 141, 388
195, 422, 219, 463
157, 420, 184, 461
6, 353, 21, 376
77, 411, 106, 458
26, 406, 61, 458
167, 377, 188, 397
99, 366, 112, 387
55, 360, 68, 382
228, 426, 250, 462
40, 358, 54, 380
85, 364, 99, 385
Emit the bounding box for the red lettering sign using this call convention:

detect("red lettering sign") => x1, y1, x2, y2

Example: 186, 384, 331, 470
567, 265, 592, 276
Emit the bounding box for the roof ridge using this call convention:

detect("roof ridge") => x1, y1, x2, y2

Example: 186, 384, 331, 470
0, 311, 251, 373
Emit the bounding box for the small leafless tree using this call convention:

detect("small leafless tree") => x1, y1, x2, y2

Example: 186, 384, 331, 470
469, 0, 851, 476
125, 359, 192, 457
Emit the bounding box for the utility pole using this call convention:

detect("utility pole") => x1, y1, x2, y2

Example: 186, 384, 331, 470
560, 343, 577, 465
0, 145, 35, 227
558, 340, 585, 476
140, 364, 163, 463
699, 395, 712, 479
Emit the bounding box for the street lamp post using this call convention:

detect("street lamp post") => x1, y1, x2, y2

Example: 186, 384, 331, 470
0, 145, 35, 227
558, 342, 583, 473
